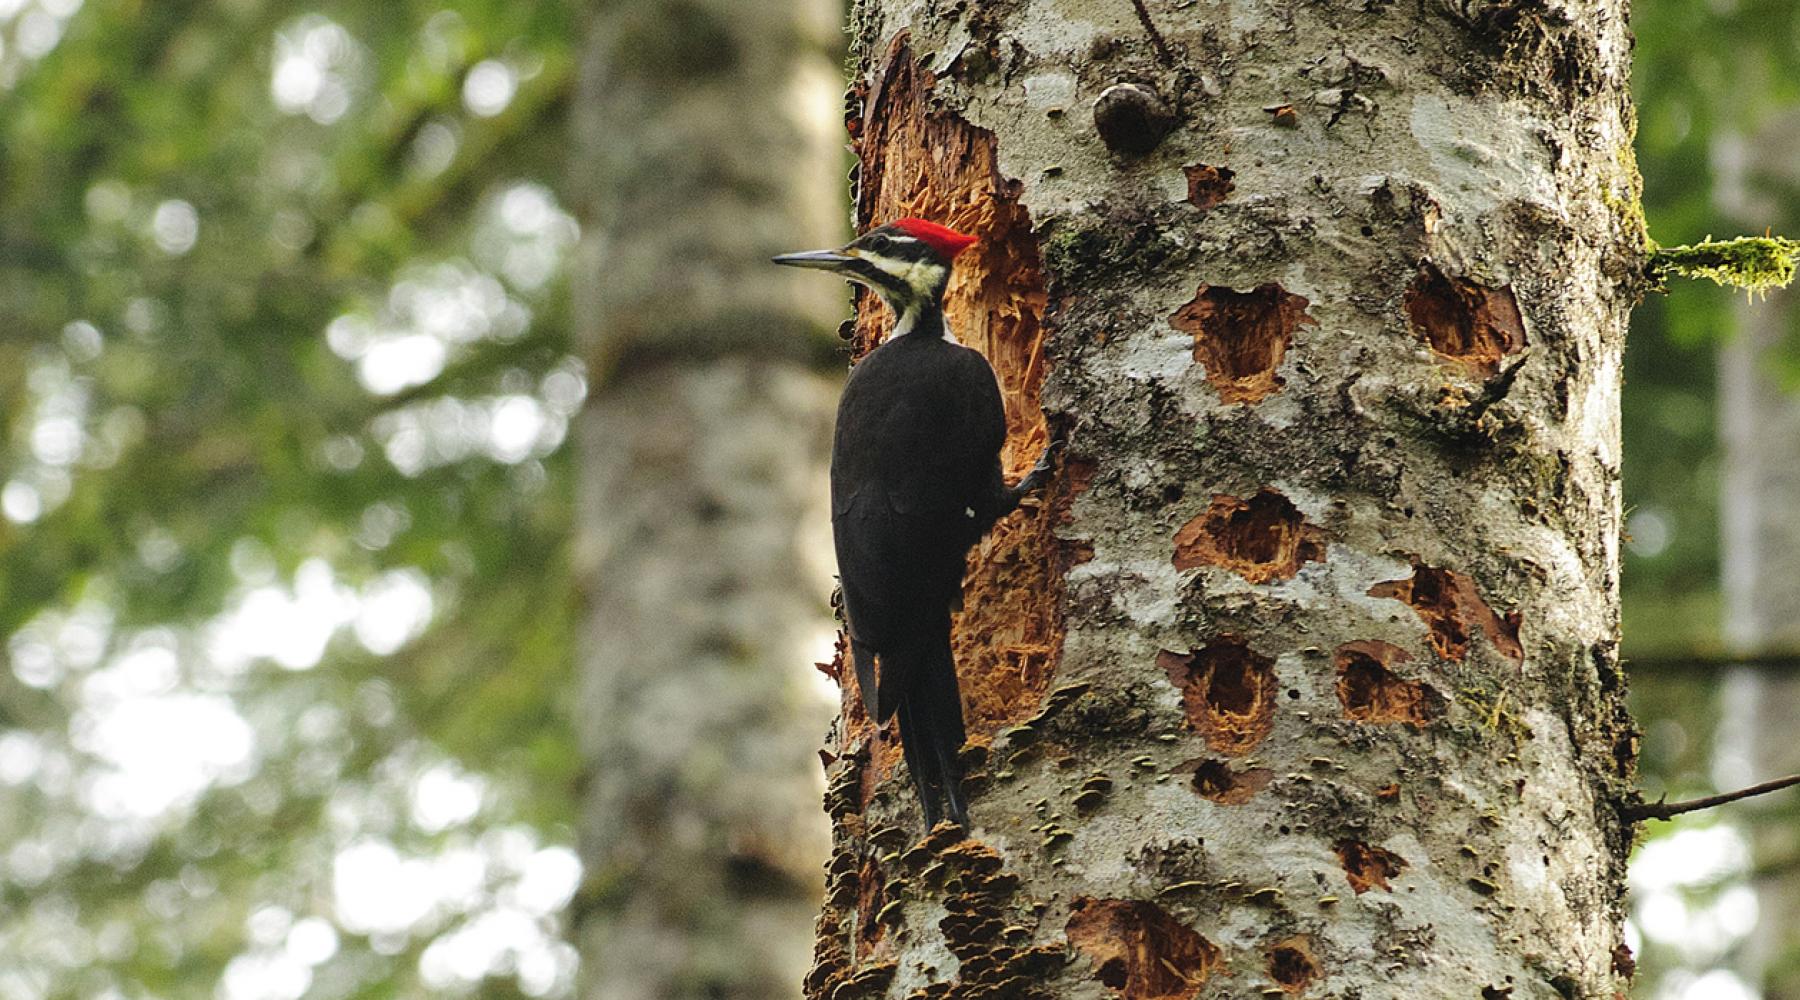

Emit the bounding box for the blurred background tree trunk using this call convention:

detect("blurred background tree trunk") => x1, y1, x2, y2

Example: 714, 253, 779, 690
568, 0, 846, 995
1716, 110, 1800, 999
807, 2, 1644, 996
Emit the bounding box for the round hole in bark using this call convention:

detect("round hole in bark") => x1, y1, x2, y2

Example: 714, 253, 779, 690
1334, 839, 1407, 894
1171, 489, 1326, 583
1368, 561, 1523, 663
1268, 939, 1318, 992
1180, 757, 1272, 804
1183, 163, 1235, 210
1167, 284, 1315, 405
1157, 640, 1278, 755
1403, 260, 1527, 377
1334, 640, 1443, 726
1067, 897, 1221, 999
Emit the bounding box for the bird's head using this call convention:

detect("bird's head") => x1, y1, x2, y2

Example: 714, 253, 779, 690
773, 218, 977, 326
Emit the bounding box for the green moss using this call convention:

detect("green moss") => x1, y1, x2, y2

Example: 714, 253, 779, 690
1039, 212, 1179, 281
1602, 144, 1653, 252
1648, 235, 1800, 295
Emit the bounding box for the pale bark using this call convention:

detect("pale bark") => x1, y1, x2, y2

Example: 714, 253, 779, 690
568, 0, 844, 995
810, 2, 1645, 998
1715, 112, 1800, 1000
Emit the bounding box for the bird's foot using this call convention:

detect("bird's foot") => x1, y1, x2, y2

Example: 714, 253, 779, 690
1009, 435, 1063, 504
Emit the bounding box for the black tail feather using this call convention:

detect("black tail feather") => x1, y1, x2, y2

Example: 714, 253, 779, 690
894, 696, 942, 829
885, 621, 968, 830
851, 638, 880, 722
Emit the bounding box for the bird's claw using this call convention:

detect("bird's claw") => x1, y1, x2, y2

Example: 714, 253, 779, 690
1016, 436, 1063, 496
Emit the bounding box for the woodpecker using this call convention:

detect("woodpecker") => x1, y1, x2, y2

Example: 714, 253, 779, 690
774, 218, 1053, 829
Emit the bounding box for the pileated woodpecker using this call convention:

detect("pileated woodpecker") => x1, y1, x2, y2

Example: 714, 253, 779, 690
774, 218, 1053, 829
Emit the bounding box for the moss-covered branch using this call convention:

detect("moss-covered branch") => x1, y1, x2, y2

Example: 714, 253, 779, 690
1648, 235, 1800, 294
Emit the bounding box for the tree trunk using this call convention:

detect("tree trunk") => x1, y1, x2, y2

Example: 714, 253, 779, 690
1715, 111, 1800, 999
808, 4, 1645, 998
568, 0, 845, 996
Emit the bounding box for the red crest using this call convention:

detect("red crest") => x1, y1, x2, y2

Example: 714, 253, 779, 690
889, 218, 978, 259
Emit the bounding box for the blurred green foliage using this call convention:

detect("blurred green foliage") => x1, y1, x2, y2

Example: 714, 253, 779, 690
1624, 0, 1800, 657
1626, 0, 1800, 995
0, 1, 586, 996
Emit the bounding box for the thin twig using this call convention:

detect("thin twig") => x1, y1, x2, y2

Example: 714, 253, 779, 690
1127, 0, 1175, 65
1624, 774, 1800, 823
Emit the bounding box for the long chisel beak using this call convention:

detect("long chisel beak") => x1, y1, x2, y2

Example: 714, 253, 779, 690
771, 249, 856, 271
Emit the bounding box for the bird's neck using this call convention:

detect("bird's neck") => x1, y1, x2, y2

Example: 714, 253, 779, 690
891, 297, 952, 343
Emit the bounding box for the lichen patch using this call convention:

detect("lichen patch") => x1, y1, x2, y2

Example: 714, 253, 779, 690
1334, 640, 1444, 726
1268, 938, 1319, 993
1334, 840, 1407, 894
1157, 640, 1278, 755
1368, 561, 1524, 663
1171, 489, 1327, 583
1403, 261, 1526, 377
1066, 898, 1220, 1000
1182, 163, 1235, 211
1179, 757, 1274, 804
1167, 283, 1314, 404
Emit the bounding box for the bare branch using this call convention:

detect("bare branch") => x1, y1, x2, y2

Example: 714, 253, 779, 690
1625, 773, 1800, 823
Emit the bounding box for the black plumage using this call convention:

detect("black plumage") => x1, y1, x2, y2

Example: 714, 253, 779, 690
775, 219, 1051, 829
832, 315, 1013, 828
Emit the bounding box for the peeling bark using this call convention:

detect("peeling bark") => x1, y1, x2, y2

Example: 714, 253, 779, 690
812, 0, 1642, 996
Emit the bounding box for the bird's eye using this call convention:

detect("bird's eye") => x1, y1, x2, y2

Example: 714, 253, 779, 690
865, 234, 891, 253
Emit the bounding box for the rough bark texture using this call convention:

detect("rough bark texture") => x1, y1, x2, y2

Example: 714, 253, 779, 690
1715, 111, 1800, 998
568, 0, 844, 995
809, 2, 1645, 997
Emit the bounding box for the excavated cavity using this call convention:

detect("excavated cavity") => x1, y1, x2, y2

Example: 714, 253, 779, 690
1157, 640, 1278, 756
842, 37, 1063, 765
1368, 561, 1524, 663
1403, 260, 1526, 377
1268, 938, 1319, 993
1334, 840, 1407, 894
1182, 163, 1235, 211
1180, 757, 1273, 805
1335, 640, 1444, 726
1171, 489, 1326, 583
1066, 898, 1220, 1000
1167, 283, 1314, 404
